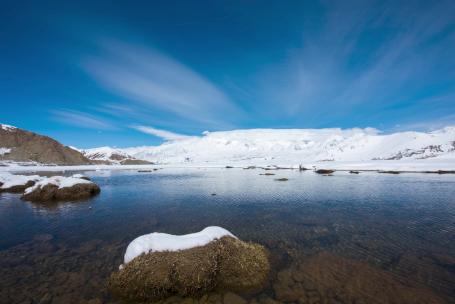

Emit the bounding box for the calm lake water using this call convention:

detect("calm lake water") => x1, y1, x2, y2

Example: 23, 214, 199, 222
0, 168, 454, 304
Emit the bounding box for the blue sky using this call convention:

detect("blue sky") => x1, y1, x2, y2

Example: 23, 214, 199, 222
1, 0, 455, 148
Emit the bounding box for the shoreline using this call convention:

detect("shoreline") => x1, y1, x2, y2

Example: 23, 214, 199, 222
1, 159, 454, 174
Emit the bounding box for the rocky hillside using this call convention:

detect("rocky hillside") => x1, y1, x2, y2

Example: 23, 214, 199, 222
0, 124, 91, 165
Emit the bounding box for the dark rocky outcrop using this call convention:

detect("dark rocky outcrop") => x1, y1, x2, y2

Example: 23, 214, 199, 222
108, 236, 269, 302
378, 170, 401, 174
119, 158, 153, 165
0, 124, 91, 165
21, 182, 100, 202
315, 169, 335, 174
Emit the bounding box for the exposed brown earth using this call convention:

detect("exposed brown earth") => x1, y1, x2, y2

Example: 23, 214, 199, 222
0, 125, 91, 165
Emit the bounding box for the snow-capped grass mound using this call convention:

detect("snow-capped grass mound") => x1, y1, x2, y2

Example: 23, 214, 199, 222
110, 227, 269, 301
22, 176, 100, 202
0, 172, 41, 192
124, 226, 235, 264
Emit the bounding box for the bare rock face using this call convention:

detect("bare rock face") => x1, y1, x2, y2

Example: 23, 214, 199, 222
108, 236, 269, 302
21, 183, 100, 202
0, 124, 91, 165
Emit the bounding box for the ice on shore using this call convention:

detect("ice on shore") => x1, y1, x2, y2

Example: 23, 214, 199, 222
123, 226, 236, 264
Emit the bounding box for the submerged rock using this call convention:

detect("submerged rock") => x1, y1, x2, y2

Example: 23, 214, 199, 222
109, 234, 269, 302
21, 176, 100, 202
273, 251, 444, 304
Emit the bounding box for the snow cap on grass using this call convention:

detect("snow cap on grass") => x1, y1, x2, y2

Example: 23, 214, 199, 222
24, 176, 93, 194
123, 226, 236, 264
0, 172, 42, 189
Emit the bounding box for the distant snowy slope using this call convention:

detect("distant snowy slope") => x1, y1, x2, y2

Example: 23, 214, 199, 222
114, 127, 455, 166
80, 146, 152, 165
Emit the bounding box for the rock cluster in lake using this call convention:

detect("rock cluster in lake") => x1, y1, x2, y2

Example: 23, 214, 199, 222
108, 236, 270, 302
22, 180, 100, 202
0, 172, 100, 202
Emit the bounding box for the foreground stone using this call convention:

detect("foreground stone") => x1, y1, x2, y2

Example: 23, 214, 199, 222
108, 236, 269, 302
21, 176, 100, 202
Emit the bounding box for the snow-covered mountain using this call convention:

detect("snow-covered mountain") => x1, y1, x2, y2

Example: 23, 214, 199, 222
102, 127, 455, 166
79, 147, 152, 165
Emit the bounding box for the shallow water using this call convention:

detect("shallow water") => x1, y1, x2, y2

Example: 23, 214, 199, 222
1, 168, 454, 304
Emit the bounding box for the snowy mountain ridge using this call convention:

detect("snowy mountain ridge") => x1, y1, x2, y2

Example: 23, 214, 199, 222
84, 127, 455, 166
78, 146, 152, 165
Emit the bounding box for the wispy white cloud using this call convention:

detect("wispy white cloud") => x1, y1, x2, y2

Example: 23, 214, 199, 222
253, 1, 455, 126
82, 40, 242, 129
131, 125, 192, 141
51, 110, 114, 130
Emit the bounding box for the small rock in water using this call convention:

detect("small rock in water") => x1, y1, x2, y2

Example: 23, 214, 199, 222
274, 178, 288, 181
315, 169, 335, 174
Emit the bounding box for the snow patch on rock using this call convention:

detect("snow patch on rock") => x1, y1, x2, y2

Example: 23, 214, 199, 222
123, 226, 236, 264
0, 124, 17, 131
0, 148, 11, 156
0, 172, 41, 189
24, 176, 93, 194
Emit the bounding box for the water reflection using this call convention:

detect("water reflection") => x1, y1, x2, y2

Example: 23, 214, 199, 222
0, 168, 454, 303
